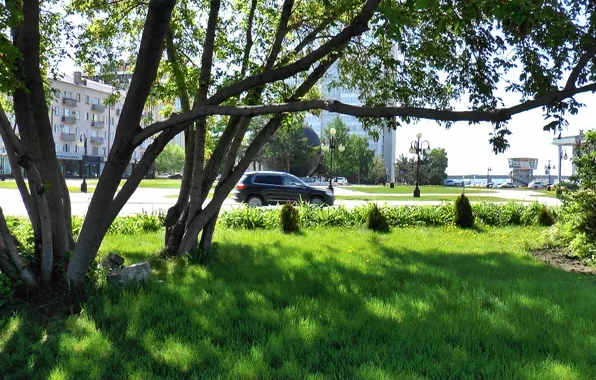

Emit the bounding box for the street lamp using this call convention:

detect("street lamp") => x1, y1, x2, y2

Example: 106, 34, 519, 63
78, 133, 88, 193
544, 159, 555, 186
321, 127, 345, 191
0, 146, 6, 181
487, 167, 492, 188
409, 132, 431, 197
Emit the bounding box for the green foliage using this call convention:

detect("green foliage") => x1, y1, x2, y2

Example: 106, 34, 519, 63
454, 194, 475, 228
395, 148, 448, 185
553, 131, 596, 259
280, 203, 300, 233
0, 272, 15, 307
366, 204, 389, 232
537, 205, 555, 227
219, 203, 557, 230
155, 143, 185, 174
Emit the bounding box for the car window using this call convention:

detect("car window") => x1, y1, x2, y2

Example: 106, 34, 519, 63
254, 174, 283, 185
283, 175, 306, 187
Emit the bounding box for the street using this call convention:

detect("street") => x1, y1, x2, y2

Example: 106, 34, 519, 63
0, 182, 560, 217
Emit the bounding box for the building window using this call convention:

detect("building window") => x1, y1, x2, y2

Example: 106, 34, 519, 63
85, 112, 89, 121
85, 95, 89, 104
103, 115, 107, 123
55, 143, 59, 152
64, 91, 72, 99
62, 125, 71, 134
76, 93, 81, 102
92, 114, 97, 121
74, 145, 78, 153
53, 106, 60, 116
104, 131, 107, 139
93, 97, 100, 105
91, 130, 98, 137
111, 117, 115, 125
54, 124, 58, 133
63, 144, 69, 152
102, 147, 106, 156
75, 111, 80, 120
92, 146, 99, 155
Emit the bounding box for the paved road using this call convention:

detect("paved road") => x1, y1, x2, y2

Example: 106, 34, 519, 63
0, 184, 560, 217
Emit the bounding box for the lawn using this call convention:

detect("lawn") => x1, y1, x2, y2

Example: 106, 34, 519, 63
2, 227, 596, 379
347, 185, 495, 194
1, 181, 94, 193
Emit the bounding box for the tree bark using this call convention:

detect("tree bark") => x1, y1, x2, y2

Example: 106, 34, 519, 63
66, 0, 176, 289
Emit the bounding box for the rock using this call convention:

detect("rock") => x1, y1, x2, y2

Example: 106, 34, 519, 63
99, 258, 121, 271
108, 253, 125, 266
107, 262, 151, 285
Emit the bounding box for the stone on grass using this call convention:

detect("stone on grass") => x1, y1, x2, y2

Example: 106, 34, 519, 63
107, 261, 151, 286
99, 258, 121, 271
108, 252, 125, 266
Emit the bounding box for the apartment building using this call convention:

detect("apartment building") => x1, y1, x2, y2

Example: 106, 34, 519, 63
50, 72, 153, 178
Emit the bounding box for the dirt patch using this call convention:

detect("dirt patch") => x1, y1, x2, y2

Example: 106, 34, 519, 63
531, 249, 596, 275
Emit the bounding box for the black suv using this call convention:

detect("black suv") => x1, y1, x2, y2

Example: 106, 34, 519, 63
233, 171, 334, 207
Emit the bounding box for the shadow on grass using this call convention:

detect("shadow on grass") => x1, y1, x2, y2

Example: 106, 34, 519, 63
2, 234, 596, 378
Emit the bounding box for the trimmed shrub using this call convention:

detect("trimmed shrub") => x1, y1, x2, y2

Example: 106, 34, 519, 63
280, 203, 300, 233
367, 204, 389, 232
454, 194, 475, 228
537, 204, 556, 226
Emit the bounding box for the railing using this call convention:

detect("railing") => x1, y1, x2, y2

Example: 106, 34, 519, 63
62, 97, 77, 107
91, 121, 105, 128
92, 104, 106, 112
90, 136, 104, 144
60, 133, 76, 141
61, 115, 76, 124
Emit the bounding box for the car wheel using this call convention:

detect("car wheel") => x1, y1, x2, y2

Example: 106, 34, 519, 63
246, 195, 264, 207
310, 196, 325, 206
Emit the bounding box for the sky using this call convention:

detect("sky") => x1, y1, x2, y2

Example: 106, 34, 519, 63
58, 54, 595, 178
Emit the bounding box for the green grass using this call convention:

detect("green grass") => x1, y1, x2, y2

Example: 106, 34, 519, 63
3, 227, 596, 379
347, 185, 495, 194
0, 181, 94, 193
335, 195, 513, 202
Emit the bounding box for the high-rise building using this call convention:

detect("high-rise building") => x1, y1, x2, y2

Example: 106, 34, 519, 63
304, 64, 396, 183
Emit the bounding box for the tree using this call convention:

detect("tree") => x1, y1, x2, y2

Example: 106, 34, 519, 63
155, 143, 185, 174
1, 0, 595, 292
394, 148, 448, 185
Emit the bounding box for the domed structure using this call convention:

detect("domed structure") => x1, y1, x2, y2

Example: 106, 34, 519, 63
290, 126, 322, 177
262, 125, 322, 177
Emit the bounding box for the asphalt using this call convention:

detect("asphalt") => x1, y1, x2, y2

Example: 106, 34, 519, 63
0, 181, 560, 217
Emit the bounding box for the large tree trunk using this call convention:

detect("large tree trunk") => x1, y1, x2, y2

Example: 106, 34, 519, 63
66, 0, 176, 290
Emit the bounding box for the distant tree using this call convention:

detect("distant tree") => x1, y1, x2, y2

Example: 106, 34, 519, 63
156, 144, 185, 174
425, 148, 449, 185
367, 155, 387, 184
261, 117, 319, 174
395, 148, 448, 185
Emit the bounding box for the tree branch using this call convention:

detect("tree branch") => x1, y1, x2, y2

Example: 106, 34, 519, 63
564, 42, 596, 91
132, 0, 380, 145
133, 80, 596, 140
240, 0, 258, 77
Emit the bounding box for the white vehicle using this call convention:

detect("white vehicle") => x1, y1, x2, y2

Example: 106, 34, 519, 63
334, 177, 348, 185
528, 181, 545, 189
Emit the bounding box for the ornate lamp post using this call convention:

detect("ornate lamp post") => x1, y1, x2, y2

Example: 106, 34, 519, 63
321, 127, 345, 191
544, 159, 555, 187
409, 132, 431, 197
78, 133, 88, 193
0, 146, 6, 181
487, 167, 492, 188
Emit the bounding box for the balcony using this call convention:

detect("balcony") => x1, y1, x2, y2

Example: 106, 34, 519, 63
62, 97, 77, 107
90, 136, 104, 144
91, 121, 105, 129
61, 133, 76, 142
92, 104, 106, 112
61, 115, 76, 124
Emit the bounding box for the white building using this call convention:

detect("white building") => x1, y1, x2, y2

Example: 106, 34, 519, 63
304, 64, 396, 183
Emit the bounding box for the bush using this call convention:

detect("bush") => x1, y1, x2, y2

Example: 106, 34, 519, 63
454, 194, 475, 228
367, 204, 389, 232
218, 203, 558, 230
537, 204, 555, 226
280, 203, 300, 233
0, 272, 14, 307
